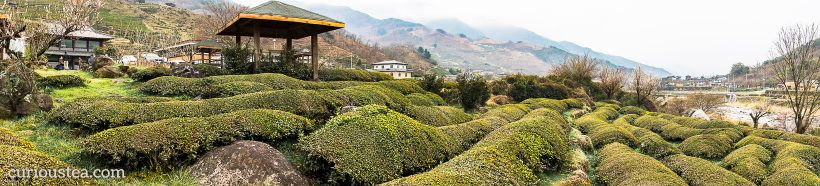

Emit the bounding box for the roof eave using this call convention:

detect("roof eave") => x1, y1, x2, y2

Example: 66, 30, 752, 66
216, 13, 345, 37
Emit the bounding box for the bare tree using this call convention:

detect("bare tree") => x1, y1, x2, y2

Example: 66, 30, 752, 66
550, 55, 599, 82
686, 92, 725, 113
599, 66, 625, 99
748, 97, 772, 128
629, 66, 660, 110
771, 24, 820, 134
193, 0, 246, 41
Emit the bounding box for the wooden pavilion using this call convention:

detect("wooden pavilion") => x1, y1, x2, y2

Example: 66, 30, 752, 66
154, 40, 223, 65
216, 0, 345, 80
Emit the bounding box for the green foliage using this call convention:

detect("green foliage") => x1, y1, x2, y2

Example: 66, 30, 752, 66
221, 45, 253, 74
762, 143, 820, 186
723, 144, 772, 184
438, 117, 507, 149
318, 68, 393, 82
263, 50, 311, 80
403, 105, 473, 127
456, 73, 489, 111
730, 62, 750, 76
0, 145, 89, 185
481, 104, 530, 122
619, 106, 646, 115
749, 129, 820, 148
662, 154, 754, 186
678, 134, 735, 159
639, 133, 681, 158
192, 64, 227, 77
213, 81, 273, 97
0, 62, 38, 116
0, 128, 35, 150
382, 108, 570, 185
299, 105, 459, 184
85, 109, 313, 168
93, 45, 119, 57
419, 74, 444, 94
491, 74, 570, 102
131, 66, 171, 82
521, 98, 568, 112
595, 143, 687, 186
50, 85, 410, 131
405, 92, 445, 106
562, 98, 586, 109
37, 75, 85, 88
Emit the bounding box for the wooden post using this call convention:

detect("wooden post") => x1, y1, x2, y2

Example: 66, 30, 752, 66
200, 50, 205, 64
208, 50, 212, 64
235, 25, 242, 47
253, 23, 261, 73
311, 34, 318, 81
285, 38, 292, 52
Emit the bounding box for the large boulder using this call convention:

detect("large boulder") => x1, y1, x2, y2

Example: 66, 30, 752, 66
13, 94, 53, 115
172, 63, 203, 78
95, 66, 124, 78
91, 56, 115, 71
189, 140, 310, 186
690, 109, 710, 120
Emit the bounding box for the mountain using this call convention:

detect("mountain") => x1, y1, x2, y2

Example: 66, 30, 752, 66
305, 4, 673, 77
480, 25, 672, 77
425, 19, 486, 39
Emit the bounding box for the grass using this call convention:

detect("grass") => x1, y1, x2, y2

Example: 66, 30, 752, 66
36, 70, 143, 106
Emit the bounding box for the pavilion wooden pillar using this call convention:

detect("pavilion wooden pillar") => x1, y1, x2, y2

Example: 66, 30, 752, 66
285, 38, 292, 52
311, 34, 318, 81
235, 25, 242, 47
253, 23, 261, 73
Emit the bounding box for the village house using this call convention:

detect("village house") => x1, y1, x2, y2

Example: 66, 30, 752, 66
372, 60, 412, 79
44, 23, 113, 70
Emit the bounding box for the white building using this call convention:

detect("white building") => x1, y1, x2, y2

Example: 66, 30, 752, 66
372, 60, 412, 79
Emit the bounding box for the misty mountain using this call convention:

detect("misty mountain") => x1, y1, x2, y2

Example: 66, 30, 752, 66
425, 19, 486, 39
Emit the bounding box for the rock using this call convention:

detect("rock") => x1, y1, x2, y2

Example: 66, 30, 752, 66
339, 106, 360, 114
690, 109, 710, 120
189, 140, 310, 186
172, 63, 203, 78
0, 106, 11, 119
12, 94, 52, 115
95, 66, 124, 78
91, 56, 115, 71
33, 94, 53, 112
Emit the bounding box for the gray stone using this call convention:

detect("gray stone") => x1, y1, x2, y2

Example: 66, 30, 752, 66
189, 140, 310, 186
339, 106, 360, 114
690, 109, 710, 121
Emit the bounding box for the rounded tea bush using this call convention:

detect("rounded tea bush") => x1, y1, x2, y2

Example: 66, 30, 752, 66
84, 109, 313, 168
480, 104, 530, 122
318, 68, 393, 82
214, 81, 274, 97
588, 124, 638, 148
678, 134, 734, 159
37, 75, 84, 88
406, 92, 445, 106
298, 105, 459, 184
403, 105, 474, 127
662, 154, 754, 186
595, 143, 687, 186
0, 145, 90, 185
381, 108, 571, 185
0, 128, 35, 150
562, 98, 586, 109
619, 106, 646, 115
723, 144, 772, 184
639, 133, 681, 158
131, 66, 171, 82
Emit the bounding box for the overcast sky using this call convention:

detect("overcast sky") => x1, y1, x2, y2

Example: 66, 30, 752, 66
234, 0, 819, 76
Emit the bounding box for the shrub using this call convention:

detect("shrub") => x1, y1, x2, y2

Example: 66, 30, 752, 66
456, 73, 489, 111
318, 68, 392, 82
0, 145, 89, 185
51, 85, 410, 131
595, 143, 687, 186
403, 106, 473, 127
406, 92, 445, 106
662, 154, 754, 186
522, 98, 568, 112
639, 133, 681, 158
678, 134, 734, 159
439, 117, 507, 149
749, 129, 820, 148
193, 64, 227, 77
131, 66, 171, 82
84, 109, 313, 167
299, 105, 459, 184
634, 115, 677, 132
562, 98, 585, 109
762, 143, 820, 186
37, 75, 84, 88
588, 125, 638, 148
418, 74, 444, 94
373, 80, 425, 95
619, 106, 646, 115
222, 45, 252, 74
381, 108, 570, 185
214, 81, 273, 97
688, 120, 735, 129
480, 104, 530, 122
723, 144, 772, 184
0, 128, 35, 150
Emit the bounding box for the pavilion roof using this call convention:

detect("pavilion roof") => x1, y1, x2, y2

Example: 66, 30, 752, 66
216, 0, 345, 39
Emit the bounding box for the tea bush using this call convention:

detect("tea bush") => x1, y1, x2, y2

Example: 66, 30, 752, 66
619, 106, 646, 115
595, 143, 687, 186
438, 117, 507, 149
403, 105, 474, 127
662, 154, 754, 186
736, 136, 820, 185
723, 144, 771, 184
131, 66, 171, 82
480, 104, 530, 122
84, 109, 313, 167
749, 129, 820, 148
298, 105, 460, 184
405, 92, 445, 106
0, 128, 35, 150
678, 134, 735, 159
381, 108, 570, 185
562, 98, 586, 109
318, 68, 393, 82
37, 75, 85, 88
0, 145, 90, 185
50, 85, 410, 131
213, 81, 273, 97
521, 98, 568, 112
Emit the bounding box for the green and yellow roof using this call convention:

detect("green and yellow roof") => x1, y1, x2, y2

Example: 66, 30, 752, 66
217, 0, 345, 39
